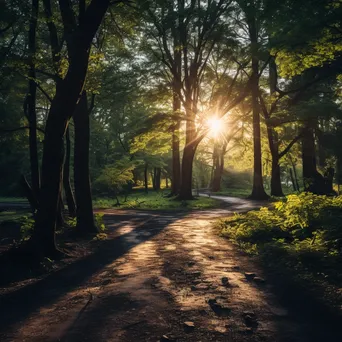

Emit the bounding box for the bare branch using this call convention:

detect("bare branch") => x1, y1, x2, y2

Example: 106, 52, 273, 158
36, 83, 53, 102
279, 132, 303, 159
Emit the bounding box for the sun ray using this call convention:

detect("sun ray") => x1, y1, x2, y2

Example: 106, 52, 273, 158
206, 117, 224, 138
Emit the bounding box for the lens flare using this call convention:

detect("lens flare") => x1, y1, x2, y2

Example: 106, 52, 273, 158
206, 117, 223, 137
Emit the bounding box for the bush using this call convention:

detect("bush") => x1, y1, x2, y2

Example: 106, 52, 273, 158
218, 192, 342, 311
219, 193, 342, 255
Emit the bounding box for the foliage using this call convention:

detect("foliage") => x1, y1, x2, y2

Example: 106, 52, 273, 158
65, 213, 106, 232
93, 157, 135, 196
218, 192, 342, 311
219, 193, 342, 248
20, 215, 35, 241
94, 213, 106, 232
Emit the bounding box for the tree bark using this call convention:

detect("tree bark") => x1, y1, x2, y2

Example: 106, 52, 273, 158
291, 161, 300, 191
29, 0, 110, 257
63, 127, 76, 217
316, 122, 326, 168
179, 92, 198, 200
171, 54, 181, 195
170, 12, 182, 195
324, 167, 335, 194
271, 155, 284, 196
302, 125, 326, 194
20, 175, 39, 213
151, 171, 155, 189
28, 0, 40, 201
211, 144, 224, 192
153, 167, 161, 190
179, 144, 196, 199
144, 163, 148, 193
289, 168, 297, 191
248, 13, 268, 200
57, 195, 64, 228
171, 119, 181, 195
73, 91, 97, 233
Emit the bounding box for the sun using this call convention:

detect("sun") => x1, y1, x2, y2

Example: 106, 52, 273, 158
206, 117, 223, 138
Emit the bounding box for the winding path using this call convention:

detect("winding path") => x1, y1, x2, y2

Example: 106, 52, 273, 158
0, 198, 340, 341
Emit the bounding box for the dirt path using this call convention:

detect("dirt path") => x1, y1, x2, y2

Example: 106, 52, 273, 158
0, 201, 340, 342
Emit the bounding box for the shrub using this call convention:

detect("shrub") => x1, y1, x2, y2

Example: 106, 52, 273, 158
219, 193, 342, 257
218, 192, 342, 312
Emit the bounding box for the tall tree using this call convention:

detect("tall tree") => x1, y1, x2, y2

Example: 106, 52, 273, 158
240, 0, 268, 199
141, 0, 248, 199
27, 0, 40, 202
63, 127, 76, 217
28, 0, 111, 257
73, 91, 97, 233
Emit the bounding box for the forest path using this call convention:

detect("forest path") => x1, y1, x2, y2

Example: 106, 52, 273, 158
0, 199, 337, 342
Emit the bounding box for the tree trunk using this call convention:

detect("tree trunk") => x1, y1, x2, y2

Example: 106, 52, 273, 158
179, 145, 196, 200
270, 153, 284, 196
171, 88, 181, 194
144, 163, 148, 193
73, 91, 97, 234
324, 167, 335, 194
30, 106, 68, 256
291, 162, 300, 191
165, 176, 169, 188
248, 14, 268, 200
170, 29, 182, 195
179, 85, 199, 200
302, 125, 326, 194
29, 0, 110, 257
316, 122, 326, 168
57, 195, 64, 228
211, 145, 224, 192
27, 0, 40, 201
20, 175, 39, 213
132, 169, 139, 186
171, 120, 181, 195
289, 168, 297, 191
63, 127, 76, 217
151, 171, 155, 189
153, 167, 161, 190
336, 158, 342, 194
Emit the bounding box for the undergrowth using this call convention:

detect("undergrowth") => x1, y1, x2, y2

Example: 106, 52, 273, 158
217, 192, 342, 313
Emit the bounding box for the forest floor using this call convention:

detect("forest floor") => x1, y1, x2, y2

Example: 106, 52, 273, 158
0, 197, 341, 342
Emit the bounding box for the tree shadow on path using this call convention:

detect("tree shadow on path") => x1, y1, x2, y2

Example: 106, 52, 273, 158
0, 211, 185, 338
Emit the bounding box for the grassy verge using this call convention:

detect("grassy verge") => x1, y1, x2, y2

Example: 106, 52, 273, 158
0, 197, 27, 203
216, 192, 342, 315
214, 185, 295, 198
0, 210, 30, 224
214, 188, 251, 198
93, 190, 222, 211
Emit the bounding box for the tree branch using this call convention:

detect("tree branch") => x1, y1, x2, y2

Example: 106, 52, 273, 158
278, 132, 303, 159
36, 83, 53, 102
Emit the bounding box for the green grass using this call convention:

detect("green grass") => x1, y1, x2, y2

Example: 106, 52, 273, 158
216, 192, 342, 314
93, 190, 222, 211
213, 185, 296, 198
0, 210, 30, 223
0, 197, 28, 203
214, 187, 252, 198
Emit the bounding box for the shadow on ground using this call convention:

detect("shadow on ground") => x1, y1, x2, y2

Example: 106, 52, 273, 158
0, 211, 185, 339
252, 247, 342, 342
